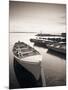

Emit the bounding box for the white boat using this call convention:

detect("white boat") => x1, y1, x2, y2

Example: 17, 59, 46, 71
13, 41, 46, 87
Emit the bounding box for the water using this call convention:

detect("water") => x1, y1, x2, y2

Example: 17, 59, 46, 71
9, 33, 66, 88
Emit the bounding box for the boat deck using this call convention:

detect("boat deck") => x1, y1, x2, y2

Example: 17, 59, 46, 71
13, 41, 40, 59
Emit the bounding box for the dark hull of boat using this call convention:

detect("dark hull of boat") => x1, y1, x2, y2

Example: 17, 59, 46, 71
34, 42, 47, 47
30, 39, 36, 42
47, 46, 66, 54
30, 39, 47, 47
12, 41, 46, 88
14, 57, 43, 88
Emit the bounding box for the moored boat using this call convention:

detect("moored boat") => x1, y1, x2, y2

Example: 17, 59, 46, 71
13, 41, 46, 87
46, 42, 66, 54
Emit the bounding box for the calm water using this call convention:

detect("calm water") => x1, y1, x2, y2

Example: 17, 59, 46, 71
9, 33, 66, 88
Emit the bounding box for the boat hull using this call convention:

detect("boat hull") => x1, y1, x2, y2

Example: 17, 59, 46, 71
14, 57, 43, 88
13, 41, 46, 87
13, 53, 46, 87
47, 46, 66, 54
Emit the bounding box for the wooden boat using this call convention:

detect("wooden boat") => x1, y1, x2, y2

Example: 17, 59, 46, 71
46, 42, 66, 54
13, 41, 46, 88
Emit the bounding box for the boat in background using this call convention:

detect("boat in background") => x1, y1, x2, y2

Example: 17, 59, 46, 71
30, 33, 66, 48
13, 41, 46, 88
46, 42, 66, 54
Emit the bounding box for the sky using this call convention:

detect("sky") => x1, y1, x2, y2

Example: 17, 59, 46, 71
9, 1, 66, 33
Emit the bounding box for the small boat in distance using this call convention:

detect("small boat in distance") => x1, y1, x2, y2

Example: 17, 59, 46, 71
46, 42, 66, 54
13, 41, 46, 87
30, 33, 66, 48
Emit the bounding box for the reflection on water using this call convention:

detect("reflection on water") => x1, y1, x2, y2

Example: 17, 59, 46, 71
9, 33, 66, 89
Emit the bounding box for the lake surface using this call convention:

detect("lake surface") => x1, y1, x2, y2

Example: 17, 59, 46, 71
9, 33, 66, 89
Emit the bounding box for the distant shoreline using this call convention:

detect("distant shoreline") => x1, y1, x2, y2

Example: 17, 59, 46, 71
10, 32, 37, 33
